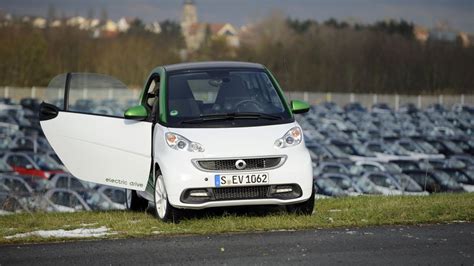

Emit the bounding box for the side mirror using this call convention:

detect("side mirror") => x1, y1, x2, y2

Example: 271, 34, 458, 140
124, 105, 149, 121
290, 100, 310, 114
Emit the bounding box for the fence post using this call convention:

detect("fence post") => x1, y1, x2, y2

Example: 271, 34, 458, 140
31, 86, 36, 98
4, 86, 9, 98
438, 94, 443, 105
373, 94, 378, 105
326, 92, 332, 102
395, 94, 399, 111
303, 91, 308, 102
461, 94, 465, 105
83, 87, 88, 99
417, 95, 422, 109
350, 93, 355, 103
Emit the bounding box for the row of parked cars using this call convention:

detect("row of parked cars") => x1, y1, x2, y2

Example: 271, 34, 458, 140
0, 97, 128, 215
1, 95, 473, 214
297, 101, 474, 198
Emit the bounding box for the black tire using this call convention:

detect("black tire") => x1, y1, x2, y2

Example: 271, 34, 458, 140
126, 189, 148, 211
153, 169, 185, 223
286, 186, 315, 215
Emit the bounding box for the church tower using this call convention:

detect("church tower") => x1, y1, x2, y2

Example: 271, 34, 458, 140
181, 0, 197, 33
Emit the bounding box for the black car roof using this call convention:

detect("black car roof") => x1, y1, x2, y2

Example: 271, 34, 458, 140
163, 61, 265, 72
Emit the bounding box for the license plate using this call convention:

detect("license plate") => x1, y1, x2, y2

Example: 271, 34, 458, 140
214, 173, 269, 187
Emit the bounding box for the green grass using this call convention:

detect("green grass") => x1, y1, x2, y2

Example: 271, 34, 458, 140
1, 193, 473, 244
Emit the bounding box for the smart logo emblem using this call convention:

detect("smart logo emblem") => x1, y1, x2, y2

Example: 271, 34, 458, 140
235, 159, 247, 170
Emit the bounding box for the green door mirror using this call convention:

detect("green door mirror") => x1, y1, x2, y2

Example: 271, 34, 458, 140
290, 100, 310, 114
124, 105, 149, 120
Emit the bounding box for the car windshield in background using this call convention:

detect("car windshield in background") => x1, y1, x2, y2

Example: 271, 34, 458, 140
166, 69, 292, 127
354, 177, 379, 194
31, 154, 62, 171
394, 174, 423, 192
383, 163, 402, 174
433, 171, 461, 188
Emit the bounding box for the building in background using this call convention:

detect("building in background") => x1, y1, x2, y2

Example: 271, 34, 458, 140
181, 0, 239, 51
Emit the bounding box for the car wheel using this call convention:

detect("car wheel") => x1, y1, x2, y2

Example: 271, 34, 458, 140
126, 189, 148, 211
153, 169, 184, 223
286, 186, 315, 215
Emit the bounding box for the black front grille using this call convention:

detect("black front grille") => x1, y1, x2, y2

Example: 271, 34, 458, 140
212, 186, 270, 200
197, 157, 282, 171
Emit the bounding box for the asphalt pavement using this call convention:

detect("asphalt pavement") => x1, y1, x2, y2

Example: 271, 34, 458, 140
1, 223, 472, 265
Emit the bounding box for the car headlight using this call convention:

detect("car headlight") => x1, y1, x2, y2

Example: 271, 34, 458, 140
274, 127, 302, 148
165, 132, 205, 152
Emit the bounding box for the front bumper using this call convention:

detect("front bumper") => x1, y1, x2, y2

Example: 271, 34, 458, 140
157, 145, 313, 209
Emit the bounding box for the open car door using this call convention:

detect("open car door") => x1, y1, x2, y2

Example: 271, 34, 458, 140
39, 73, 151, 191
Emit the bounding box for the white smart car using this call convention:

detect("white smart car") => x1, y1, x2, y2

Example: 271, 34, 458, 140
39, 61, 314, 222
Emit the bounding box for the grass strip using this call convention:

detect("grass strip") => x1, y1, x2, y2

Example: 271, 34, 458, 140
1, 193, 473, 244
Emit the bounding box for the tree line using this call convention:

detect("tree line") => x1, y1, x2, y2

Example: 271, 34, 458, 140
0, 14, 473, 94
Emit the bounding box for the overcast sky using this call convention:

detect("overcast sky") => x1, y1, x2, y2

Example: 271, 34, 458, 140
1, 0, 473, 32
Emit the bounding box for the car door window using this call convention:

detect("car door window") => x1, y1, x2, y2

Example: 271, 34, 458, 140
144, 76, 160, 122
46, 73, 139, 118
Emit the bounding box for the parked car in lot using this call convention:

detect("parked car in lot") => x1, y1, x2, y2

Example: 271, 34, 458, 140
93, 186, 127, 210
350, 161, 403, 176
1, 152, 65, 179
362, 172, 428, 196
39, 62, 315, 221
403, 169, 464, 193
314, 177, 348, 197
390, 159, 426, 171
0, 175, 34, 197
0, 175, 41, 211
42, 188, 92, 212
48, 174, 125, 210
438, 168, 474, 192
313, 162, 352, 176
451, 155, 474, 169
316, 173, 363, 196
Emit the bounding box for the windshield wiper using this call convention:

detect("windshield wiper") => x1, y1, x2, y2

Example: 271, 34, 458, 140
181, 112, 282, 124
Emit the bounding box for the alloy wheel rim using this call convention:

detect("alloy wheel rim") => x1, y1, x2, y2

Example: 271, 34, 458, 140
155, 175, 167, 218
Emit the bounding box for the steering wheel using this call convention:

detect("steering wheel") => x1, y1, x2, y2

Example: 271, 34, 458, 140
234, 100, 264, 112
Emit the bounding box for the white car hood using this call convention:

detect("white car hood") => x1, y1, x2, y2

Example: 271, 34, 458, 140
166, 122, 299, 158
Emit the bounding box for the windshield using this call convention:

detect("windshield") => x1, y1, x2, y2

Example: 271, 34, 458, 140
393, 174, 423, 192
325, 144, 349, 158
352, 143, 375, 157
333, 143, 357, 155
323, 165, 348, 174
328, 176, 353, 191
433, 171, 461, 188
415, 140, 438, 154
368, 174, 398, 189
382, 163, 403, 174
353, 177, 379, 194
315, 178, 345, 195
166, 69, 292, 127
